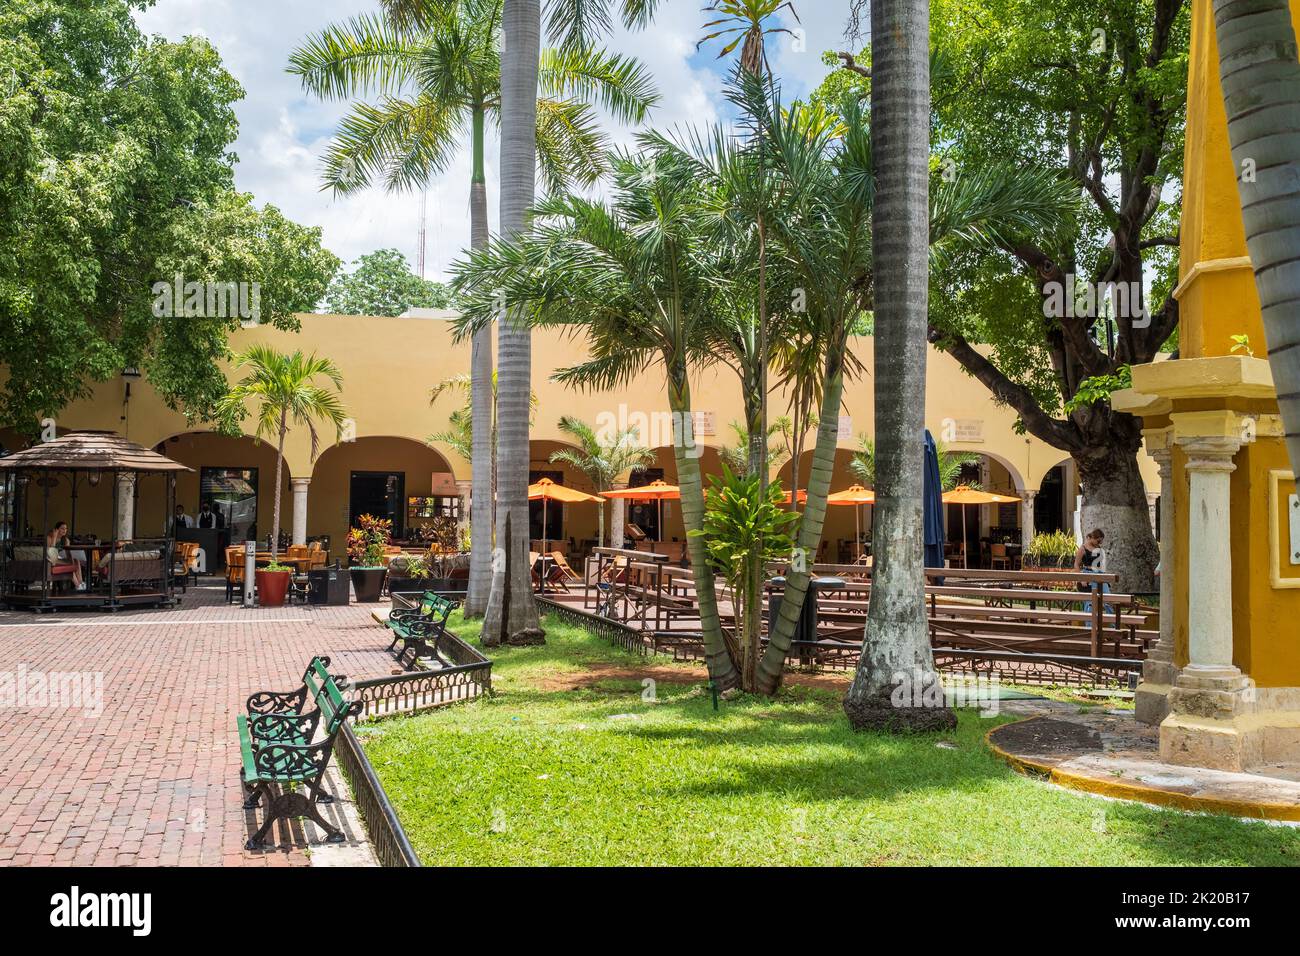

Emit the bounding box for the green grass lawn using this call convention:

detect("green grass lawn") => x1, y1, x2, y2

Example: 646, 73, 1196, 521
358, 613, 1300, 866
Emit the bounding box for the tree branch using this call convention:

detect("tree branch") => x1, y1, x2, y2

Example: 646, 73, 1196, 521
836, 52, 871, 78
928, 325, 1083, 454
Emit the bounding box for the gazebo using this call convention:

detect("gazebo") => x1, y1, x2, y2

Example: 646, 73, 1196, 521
0, 431, 191, 611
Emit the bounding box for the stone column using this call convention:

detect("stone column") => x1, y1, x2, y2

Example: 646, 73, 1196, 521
1146, 492, 1160, 535
1020, 490, 1037, 554
609, 482, 627, 550
1162, 436, 1253, 767
290, 478, 310, 546
1135, 446, 1179, 725
1179, 438, 1240, 679
116, 473, 135, 541
456, 479, 473, 545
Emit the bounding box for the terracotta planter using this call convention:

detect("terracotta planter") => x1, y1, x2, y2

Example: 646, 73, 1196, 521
255, 568, 291, 608
349, 567, 387, 603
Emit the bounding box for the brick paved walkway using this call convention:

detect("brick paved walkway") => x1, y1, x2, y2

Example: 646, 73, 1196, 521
0, 584, 405, 866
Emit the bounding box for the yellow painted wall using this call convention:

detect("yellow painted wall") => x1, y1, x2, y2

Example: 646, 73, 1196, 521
4, 312, 1160, 551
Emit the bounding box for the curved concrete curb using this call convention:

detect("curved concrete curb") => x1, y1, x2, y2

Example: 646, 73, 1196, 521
986, 721, 1300, 822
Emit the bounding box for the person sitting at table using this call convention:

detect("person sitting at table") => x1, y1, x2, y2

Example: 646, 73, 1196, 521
46, 521, 84, 590
196, 500, 225, 529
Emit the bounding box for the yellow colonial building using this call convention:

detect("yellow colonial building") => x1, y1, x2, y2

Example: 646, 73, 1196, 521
1117, 0, 1300, 769
1, 313, 1159, 567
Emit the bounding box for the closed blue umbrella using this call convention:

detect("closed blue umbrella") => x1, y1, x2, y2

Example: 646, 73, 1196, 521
923, 430, 946, 571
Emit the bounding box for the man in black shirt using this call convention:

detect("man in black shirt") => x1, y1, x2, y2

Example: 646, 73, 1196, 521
196, 500, 225, 529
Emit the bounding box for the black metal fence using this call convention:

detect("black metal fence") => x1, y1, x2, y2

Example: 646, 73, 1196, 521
334, 722, 420, 867
536, 597, 650, 656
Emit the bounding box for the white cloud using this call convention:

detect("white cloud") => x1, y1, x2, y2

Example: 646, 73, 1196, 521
135, 0, 854, 282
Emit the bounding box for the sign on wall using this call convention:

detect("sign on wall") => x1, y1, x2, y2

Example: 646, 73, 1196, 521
954, 419, 985, 443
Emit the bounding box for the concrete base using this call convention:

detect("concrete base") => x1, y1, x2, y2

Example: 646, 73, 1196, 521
1134, 680, 1174, 726
1159, 685, 1300, 772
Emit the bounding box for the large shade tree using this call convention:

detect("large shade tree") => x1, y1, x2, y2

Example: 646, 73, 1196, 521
1211, 0, 1300, 474
324, 248, 453, 316
0, 0, 337, 432
291, 0, 656, 621
814, 0, 1191, 592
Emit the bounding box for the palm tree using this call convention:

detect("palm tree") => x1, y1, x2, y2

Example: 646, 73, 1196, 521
741, 86, 1072, 696
852, 435, 977, 492
549, 416, 656, 546
1210, 0, 1300, 474
215, 347, 347, 562
720, 418, 794, 475
840, 0, 954, 732
290, 0, 657, 620
450, 148, 743, 687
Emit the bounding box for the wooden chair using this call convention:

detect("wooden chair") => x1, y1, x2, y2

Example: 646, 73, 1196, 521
551, 551, 582, 582
990, 543, 1011, 571
307, 541, 328, 570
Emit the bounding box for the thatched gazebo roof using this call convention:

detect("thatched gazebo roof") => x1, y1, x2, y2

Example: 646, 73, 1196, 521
0, 431, 192, 473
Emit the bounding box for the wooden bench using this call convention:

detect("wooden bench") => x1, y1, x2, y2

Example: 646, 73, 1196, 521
386, 591, 459, 669
237, 657, 360, 849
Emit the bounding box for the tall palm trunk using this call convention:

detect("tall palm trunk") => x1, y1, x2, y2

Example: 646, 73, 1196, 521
272, 408, 287, 561
741, 352, 764, 690
668, 367, 740, 691
843, 0, 955, 732
757, 349, 845, 693
1212, 0, 1300, 473
466, 103, 494, 618
483, 0, 544, 645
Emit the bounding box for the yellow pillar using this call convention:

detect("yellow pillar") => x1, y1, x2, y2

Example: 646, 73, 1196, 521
1112, 0, 1300, 770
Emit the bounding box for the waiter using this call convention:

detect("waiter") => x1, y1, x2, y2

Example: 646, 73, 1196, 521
171, 504, 193, 534
196, 500, 225, 529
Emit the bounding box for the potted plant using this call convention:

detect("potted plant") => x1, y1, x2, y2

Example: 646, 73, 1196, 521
348, 514, 391, 602
385, 553, 434, 597
1023, 530, 1078, 571
255, 560, 293, 608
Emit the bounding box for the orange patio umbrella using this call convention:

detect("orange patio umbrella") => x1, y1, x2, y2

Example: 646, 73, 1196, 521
601, 479, 680, 543
941, 485, 1020, 567
528, 477, 604, 556
827, 484, 877, 558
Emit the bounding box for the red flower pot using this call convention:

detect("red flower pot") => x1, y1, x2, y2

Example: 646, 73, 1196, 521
255, 568, 291, 607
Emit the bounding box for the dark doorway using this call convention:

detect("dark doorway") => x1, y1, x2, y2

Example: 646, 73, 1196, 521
627, 466, 666, 541
1036, 465, 1066, 535
350, 471, 405, 538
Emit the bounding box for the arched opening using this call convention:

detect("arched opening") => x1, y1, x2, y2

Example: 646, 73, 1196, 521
528, 439, 600, 555
635, 445, 725, 545
152, 431, 292, 553
311, 436, 456, 554
775, 448, 868, 564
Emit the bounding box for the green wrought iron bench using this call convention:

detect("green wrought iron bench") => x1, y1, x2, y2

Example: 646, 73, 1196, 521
237, 657, 360, 850
386, 591, 459, 670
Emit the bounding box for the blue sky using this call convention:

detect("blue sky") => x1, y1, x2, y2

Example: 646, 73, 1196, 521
134, 0, 861, 281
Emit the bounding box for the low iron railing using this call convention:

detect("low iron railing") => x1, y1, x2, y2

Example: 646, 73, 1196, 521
334, 722, 420, 867
536, 597, 650, 656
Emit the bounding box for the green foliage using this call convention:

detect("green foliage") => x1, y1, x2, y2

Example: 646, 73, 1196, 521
852, 435, 977, 492
719, 417, 794, 474
690, 465, 798, 596
549, 416, 655, 492
214, 345, 348, 460
1027, 530, 1078, 563
290, 0, 659, 196
1062, 365, 1132, 415
0, 0, 338, 431
324, 248, 452, 316
1229, 334, 1254, 358
348, 513, 392, 567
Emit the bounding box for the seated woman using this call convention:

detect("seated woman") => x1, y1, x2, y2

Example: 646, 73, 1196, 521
46, 521, 85, 590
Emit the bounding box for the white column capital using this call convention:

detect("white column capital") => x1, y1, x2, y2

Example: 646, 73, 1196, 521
290, 477, 311, 489
1177, 436, 1240, 473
